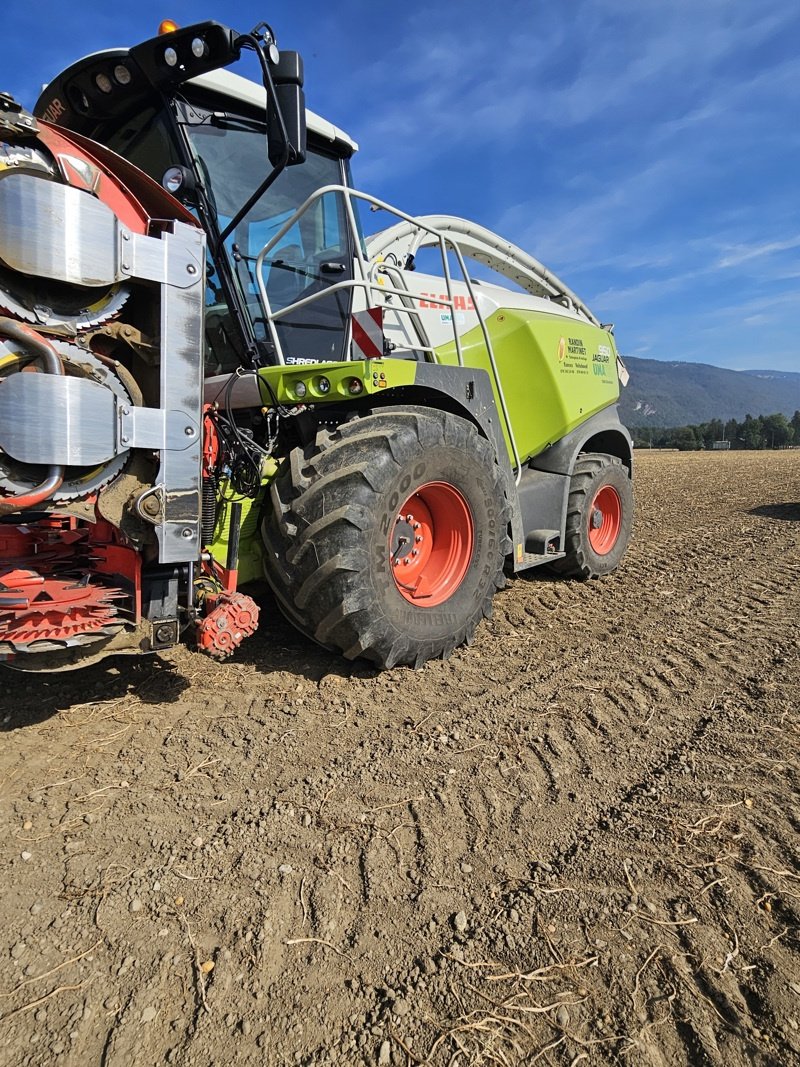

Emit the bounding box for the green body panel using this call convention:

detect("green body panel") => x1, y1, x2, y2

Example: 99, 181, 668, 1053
436, 310, 620, 463
209, 482, 270, 586
256, 359, 418, 406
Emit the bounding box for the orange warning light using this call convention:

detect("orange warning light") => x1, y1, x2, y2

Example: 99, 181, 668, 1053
158, 19, 180, 35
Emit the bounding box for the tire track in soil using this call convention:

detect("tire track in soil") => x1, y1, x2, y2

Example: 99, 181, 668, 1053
0, 452, 798, 1066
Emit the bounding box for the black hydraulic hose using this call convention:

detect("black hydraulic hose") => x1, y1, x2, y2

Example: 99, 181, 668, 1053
0, 317, 65, 515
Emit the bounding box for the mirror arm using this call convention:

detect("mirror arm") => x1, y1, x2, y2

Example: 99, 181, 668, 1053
215, 32, 290, 252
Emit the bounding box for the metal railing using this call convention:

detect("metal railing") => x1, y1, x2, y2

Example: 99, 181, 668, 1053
254, 184, 521, 479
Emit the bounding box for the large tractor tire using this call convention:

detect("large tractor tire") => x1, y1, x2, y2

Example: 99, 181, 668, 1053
549, 452, 632, 579
262, 408, 511, 668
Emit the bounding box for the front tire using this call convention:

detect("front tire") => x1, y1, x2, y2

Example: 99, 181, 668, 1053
262, 408, 510, 668
549, 452, 632, 579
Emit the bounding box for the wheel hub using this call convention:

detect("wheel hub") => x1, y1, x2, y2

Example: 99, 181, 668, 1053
587, 485, 622, 555
389, 482, 473, 607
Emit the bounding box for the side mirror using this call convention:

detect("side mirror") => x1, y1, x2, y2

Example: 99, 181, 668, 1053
268, 51, 306, 167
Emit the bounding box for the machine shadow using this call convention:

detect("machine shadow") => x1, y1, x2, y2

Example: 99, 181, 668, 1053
0, 655, 190, 731
748, 502, 800, 522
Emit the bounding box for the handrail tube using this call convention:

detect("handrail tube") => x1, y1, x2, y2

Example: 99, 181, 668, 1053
253, 184, 522, 477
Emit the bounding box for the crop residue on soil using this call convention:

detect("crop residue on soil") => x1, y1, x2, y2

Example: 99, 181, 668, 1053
1, 450, 798, 1066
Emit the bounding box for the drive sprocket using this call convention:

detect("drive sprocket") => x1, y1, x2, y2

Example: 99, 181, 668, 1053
0, 337, 132, 502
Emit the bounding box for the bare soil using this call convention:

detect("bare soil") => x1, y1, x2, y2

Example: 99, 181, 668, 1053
1, 450, 798, 1067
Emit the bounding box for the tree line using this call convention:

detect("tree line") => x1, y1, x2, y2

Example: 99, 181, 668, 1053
632, 411, 800, 451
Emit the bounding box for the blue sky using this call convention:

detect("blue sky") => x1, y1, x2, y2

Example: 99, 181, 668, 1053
5, 0, 800, 372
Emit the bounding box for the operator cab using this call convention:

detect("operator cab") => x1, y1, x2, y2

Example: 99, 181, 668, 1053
35, 21, 360, 373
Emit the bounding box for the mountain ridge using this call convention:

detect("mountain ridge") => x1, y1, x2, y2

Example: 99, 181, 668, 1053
618, 356, 800, 427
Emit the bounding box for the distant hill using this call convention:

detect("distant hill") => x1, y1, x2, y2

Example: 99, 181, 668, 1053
618, 357, 800, 427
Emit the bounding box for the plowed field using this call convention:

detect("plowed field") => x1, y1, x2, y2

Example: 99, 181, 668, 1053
1, 450, 798, 1067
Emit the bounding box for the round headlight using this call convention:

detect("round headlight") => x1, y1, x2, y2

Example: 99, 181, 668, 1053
94, 72, 113, 94
113, 64, 132, 86
317, 376, 331, 394
348, 378, 364, 395
164, 47, 179, 67
294, 381, 307, 399
191, 37, 208, 59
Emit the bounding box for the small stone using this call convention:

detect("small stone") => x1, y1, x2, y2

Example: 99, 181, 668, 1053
225, 1012, 236, 1027
30, 902, 43, 916
11, 942, 27, 960
302, 813, 312, 827
152, 881, 161, 892
241, 1018, 252, 1036
744, 798, 754, 809
84, 814, 95, 825
174, 896, 185, 907
20, 851, 32, 862
129, 899, 143, 914
453, 910, 468, 933
141, 1006, 157, 1024
278, 864, 293, 875
200, 960, 215, 974
103, 997, 116, 1010
22, 820, 33, 831
192, 836, 204, 847
460, 862, 473, 874
393, 998, 410, 1017
509, 908, 520, 923
378, 1039, 391, 1065
556, 1005, 570, 1028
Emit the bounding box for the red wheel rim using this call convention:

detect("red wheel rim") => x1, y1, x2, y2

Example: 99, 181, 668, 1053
389, 482, 474, 606
588, 485, 622, 554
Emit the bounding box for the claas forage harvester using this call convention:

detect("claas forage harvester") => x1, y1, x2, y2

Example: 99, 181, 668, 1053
0, 18, 632, 672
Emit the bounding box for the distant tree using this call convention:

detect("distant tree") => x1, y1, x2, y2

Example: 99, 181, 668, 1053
741, 414, 765, 450
668, 426, 698, 451
762, 413, 791, 448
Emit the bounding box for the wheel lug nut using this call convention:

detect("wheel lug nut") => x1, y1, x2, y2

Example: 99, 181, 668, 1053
402, 558, 409, 565
415, 536, 422, 543
413, 523, 420, 530
406, 514, 413, 522
411, 549, 418, 556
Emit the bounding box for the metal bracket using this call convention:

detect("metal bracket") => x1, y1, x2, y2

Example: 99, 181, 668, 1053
117, 402, 199, 452
118, 228, 203, 289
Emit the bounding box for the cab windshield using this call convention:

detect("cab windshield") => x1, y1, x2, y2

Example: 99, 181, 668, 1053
183, 105, 354, 368
105, 101, 355, 370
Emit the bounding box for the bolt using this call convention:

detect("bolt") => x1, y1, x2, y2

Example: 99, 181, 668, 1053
181, 528, 193, 539
187, 264, 197, 275
184, 426, 195, 436
411, 549, 418, 556
415, 536, 422, 543
402, 558, 409, 565
122, 232, 130, 242
142, 497, 160, 517
120, 406, 130, 416
395, 516, 401, 524
406, 514, 413, 522
121, 262, 129, 271
413, 523, 420, 530
120, 435, 130, 444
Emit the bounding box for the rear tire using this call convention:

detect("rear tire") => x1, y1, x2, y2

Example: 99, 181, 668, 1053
262, 408, 511, 668
549, 452, 632, 579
